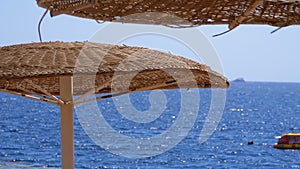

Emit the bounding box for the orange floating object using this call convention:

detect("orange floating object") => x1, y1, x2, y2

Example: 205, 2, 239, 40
274, 133, 300, 149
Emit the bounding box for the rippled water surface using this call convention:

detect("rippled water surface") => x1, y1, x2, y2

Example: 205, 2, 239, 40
0, 82, 299, 168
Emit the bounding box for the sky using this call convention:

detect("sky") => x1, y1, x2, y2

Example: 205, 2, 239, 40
1, 1, 300, 82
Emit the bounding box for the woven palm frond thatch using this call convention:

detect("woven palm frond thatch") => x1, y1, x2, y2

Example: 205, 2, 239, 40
0, 42, 229, 99
37, 0, 300, 29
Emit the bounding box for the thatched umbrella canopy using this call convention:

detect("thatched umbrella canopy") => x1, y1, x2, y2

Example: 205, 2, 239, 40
0, 42, 228, 97
0, 42, 228, 169
37, 0, 300, 30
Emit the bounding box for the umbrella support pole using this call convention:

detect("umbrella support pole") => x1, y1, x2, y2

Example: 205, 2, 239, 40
60, 76, 74, 169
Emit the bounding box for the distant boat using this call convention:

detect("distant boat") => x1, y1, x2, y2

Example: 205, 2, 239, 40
231, 78, 246, 83
274, 133, 300, 149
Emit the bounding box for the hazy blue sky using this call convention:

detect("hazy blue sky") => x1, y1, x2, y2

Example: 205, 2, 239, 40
1, 1, 300, 82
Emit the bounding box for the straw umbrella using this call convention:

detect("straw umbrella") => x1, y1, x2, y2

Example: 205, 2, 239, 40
0, 42, 229, 169
37, 0, 300, 31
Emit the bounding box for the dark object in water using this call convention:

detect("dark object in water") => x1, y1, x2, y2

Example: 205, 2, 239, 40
248, 140, 254, 145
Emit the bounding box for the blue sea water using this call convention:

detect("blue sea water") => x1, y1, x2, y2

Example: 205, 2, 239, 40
0, 82, 299, 168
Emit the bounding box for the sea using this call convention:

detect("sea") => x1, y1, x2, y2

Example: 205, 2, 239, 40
0, 82, 299, 169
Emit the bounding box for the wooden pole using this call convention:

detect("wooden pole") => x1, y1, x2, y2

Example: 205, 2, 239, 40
59, 76, 74, 169
228, 0, 263, 30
